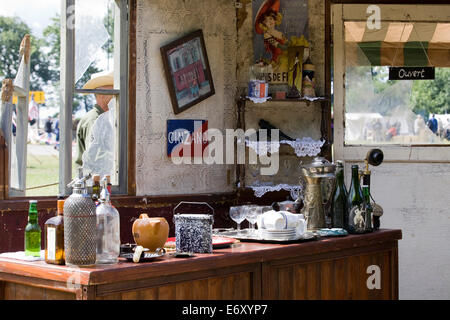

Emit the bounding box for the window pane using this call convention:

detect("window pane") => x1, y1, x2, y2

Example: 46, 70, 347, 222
73, 0, 120, 188
344, 21, 450, 145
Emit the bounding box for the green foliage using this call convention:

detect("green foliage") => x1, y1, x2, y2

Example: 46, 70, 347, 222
0, 16, 54, 90
411, 68, 450, 116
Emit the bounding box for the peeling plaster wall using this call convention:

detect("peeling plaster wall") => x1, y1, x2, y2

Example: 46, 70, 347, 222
345, 163, 450, 299
135, 0, 237, 195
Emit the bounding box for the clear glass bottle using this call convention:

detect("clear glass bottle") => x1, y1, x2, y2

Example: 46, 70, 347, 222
45, 195, 65, 265
96, 177, 120, 264
25, 200, 41, 257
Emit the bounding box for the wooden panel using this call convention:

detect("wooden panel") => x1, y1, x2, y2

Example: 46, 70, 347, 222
293, 264, 307, 300
191, 278, 209, 300
158, 284, 177, 300
2, 282, 74, 300
98, 271, 255, 300
306, 262, 321, 299
265, 247, 396, 300
333, 257, 347, 299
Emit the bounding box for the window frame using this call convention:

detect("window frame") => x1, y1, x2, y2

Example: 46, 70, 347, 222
332, 3, 450, 164
60, 0, 130, 196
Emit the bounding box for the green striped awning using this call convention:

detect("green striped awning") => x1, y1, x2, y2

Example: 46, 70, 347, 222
345, 22, 450, 67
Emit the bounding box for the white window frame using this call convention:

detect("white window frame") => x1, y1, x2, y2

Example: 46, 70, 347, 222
60, 0, 129, 195
332, 3, 450, 164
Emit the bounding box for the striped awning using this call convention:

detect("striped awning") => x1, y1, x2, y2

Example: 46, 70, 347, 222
345, 22, 450, 67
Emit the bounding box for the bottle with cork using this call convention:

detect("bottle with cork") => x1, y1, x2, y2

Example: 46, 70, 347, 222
44, 195, 65, 265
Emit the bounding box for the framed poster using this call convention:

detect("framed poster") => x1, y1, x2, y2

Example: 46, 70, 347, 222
161, 30, 215, 114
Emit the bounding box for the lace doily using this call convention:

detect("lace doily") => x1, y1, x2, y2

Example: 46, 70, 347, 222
246, 137, 324, 157
246, 96, 271, 104
282, 138, 325, 157
249, 184, 303, 200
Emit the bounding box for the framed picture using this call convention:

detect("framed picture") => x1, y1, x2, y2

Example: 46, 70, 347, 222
161, 30, 215, 114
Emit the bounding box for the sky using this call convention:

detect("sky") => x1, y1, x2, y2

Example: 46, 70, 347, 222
0, 0, 60, 37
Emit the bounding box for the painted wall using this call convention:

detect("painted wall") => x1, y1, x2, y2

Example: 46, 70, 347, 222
344, 161, 450, 299
135, 0, 237, 196
368, 163, 450, 299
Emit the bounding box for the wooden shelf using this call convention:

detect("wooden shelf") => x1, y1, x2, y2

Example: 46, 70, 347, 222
241, 96, 330, 103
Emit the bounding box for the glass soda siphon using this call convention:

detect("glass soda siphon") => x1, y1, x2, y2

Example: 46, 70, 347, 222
96, 177, 120, 264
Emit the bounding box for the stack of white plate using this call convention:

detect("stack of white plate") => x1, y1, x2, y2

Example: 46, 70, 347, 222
259, 228, 299, 241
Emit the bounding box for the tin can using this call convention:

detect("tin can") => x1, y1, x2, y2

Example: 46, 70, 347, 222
173, 202, 214, 254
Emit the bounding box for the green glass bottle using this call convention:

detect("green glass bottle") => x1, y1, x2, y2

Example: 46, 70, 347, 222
331, 161, 347, 228
346, 165, 365, 234
25, 200, 41, 257
362, 173, 373, 233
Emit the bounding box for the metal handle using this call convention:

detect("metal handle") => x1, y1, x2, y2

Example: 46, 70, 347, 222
173, 201, 214, 216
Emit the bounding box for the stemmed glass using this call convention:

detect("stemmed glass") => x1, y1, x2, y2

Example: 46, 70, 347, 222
245, 205, 262, 235
229, 206, 246, 233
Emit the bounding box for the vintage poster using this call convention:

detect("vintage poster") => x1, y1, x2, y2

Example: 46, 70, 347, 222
167, 120, 208, 158
253, 0, 309, 86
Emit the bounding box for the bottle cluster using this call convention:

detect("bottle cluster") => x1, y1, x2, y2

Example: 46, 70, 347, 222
24, 173, 120, 266
330, 162, 379, 234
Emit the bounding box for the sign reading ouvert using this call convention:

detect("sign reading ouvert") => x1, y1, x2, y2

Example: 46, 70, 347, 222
389, 67, 435, 80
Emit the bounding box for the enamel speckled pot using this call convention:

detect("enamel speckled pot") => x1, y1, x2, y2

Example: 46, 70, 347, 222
173, 202, 214, 254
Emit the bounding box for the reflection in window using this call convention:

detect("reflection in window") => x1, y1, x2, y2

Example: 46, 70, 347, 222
344, 22, 450, 145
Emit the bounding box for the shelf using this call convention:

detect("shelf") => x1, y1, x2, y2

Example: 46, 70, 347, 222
241, 96, 330, 104
245, 137, 325, 158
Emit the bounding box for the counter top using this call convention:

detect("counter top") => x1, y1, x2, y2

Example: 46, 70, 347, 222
0, 229, 402, 288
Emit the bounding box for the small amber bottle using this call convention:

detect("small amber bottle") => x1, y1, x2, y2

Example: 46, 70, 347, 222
45, 195, 65, 265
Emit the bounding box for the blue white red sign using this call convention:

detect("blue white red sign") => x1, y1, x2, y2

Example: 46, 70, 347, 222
167, 119, 208, 158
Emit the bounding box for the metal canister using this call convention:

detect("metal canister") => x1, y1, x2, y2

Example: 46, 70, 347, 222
173, 202, 214, 254
64, 169, 97, 266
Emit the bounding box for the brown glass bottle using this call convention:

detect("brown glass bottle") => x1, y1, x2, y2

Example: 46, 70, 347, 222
45, 196, 65, 265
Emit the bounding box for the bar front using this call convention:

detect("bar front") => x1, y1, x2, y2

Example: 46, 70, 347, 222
2, 0, 450, 301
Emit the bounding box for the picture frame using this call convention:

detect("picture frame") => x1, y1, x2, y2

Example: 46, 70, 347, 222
161, 29, 215, 115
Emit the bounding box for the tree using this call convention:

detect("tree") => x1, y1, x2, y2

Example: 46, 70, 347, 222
0, 16, 54, 91
411, 68, 450, 117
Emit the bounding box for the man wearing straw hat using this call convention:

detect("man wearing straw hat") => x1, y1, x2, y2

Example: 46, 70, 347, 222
76, 71, 114, 166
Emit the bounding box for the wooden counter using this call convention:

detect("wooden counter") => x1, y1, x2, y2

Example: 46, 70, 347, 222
0, 229, 401, 300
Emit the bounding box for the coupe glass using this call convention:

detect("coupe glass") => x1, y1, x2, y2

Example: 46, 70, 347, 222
229, 206, 246, 231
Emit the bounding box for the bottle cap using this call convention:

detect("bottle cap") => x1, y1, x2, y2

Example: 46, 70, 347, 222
29, 200, 37, 204
105, 175, 111, 184
93, 174, 101, 182
99, 177, 110, 203
57, 199, 65, 213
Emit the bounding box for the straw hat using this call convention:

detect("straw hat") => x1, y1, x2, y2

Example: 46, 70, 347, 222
82, 71, 114, 90
255, 0, 281, 35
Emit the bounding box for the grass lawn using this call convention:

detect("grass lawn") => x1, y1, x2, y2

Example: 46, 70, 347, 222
26, 149, 77, 197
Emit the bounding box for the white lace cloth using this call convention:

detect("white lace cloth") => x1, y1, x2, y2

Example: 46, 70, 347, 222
249, 184, 303, 200
246, 96, 271, 104
246, 137, 325, 157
